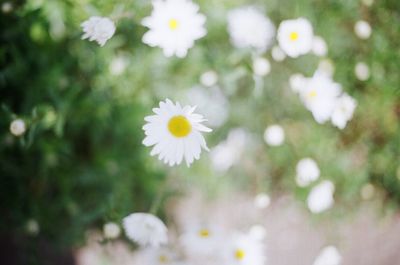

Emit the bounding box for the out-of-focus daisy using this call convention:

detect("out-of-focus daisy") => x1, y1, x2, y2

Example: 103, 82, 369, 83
271, 45, 286, 61
296, 158, 320, 187
307, 181, 335, 213
109, 56, 128, 76
134, 247, 177, 265
143, 99, 212, 167
300, 72, 342, 124
2, 2, 12, 13
253, 57, 271, 76
254, 193, 271, 209
200, 70, 218, 87
289, 73, 306, 93
223, 233, 266, 265
227, 6, 275, 52
313, 246, 342, 265
317, 59, 335, 77
312, 36, 328, 57
26, 219, 40, 236
180, 224, 222, 257
331, 93, 357, 129
354, 20, 371, 39
10, 119, 26, 136
210, 128, 247, 172
277, 17, 313, 58
142, 0, 206, 58
103, 222, 121, 239
362, 0, 374, 6
263, 125, 285, 146
354, 62, 370, 81
122, 213, 168, 247
81, 16, 115, 46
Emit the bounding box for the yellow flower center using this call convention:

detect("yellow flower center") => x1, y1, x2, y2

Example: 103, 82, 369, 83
159, 255, 168, 263
235, 249, 246, 260
198, 229, 210, 238
289, 31, 299, 41
168, 18, 179, 30
308, 90, 317, 98
168, 115, 191, 138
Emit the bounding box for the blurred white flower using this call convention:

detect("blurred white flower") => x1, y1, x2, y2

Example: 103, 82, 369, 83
142, 0, 206, 58
354, 62, 370, 81
122, 213, 168, 247
296, 158, 320, 187
354, 20, 371, 39
81, 16, 115, 46
289, 73, 306, 93
317, 59, 335, 77
186, 86, 229, 127
312, 36, 328, 57
180, 224, 222, 257
103, 222, 121, 239
271, 45, 286, 61
223, 233, 266, 265
227, 6, 275, 52
109, 56, 128, 76
331, 93, 357, 129
254, 193, 271, 209
135, 247, 177, 264
2, 2, 12, 13
263, 125, 285, 146
313, 246, 342, 265
26, 219, 40, 236
300, 72, 342, 124
277, 17, 313, 58
253, 57, 271, 76
143, 99, 212, 167
10, 119, 26, 136
249, 225, 267, 241
307, 181, 335, 213
200, 70, 218, 87
210, 128, 247, 172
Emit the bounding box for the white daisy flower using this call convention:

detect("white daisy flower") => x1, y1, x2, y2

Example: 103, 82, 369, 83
354, 20, 371, 39
331, 93, 357, 129
254, 193, 271, 209
313, 246, 342, 265
307, 181, 335, 214
289, 73, 306, 93
296, 158, 320, 187
354, 62, 370, 81
143, 99, 212, 167
180, 224, 222, 257
10, 119, 26, 136
227, 6, 275, 52
135, 247, 177, 265
312, 36, 328, 57
81, 16, 115, 46
223, 233, 266, 265
263, 124, 285, 146
253, 57, 271, 76
300, 72, 342, 124
277, 17, 313, 58
200, 70, 218, 87
122, 213, 168, 247
142, 0, 206, 58
103, 222, 121, 239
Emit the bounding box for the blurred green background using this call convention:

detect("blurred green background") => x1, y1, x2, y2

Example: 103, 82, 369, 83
0, 0, 399, 264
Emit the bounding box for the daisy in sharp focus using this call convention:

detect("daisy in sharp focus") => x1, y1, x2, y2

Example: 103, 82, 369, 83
142, 0, 206, 58
81, 16, 115, 46
143, 99, 212, 167
277, 17, 313, 58
227, 6, 275, 52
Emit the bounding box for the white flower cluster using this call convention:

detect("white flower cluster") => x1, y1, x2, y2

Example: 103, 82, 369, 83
81, 16, 116, 46
290, 71, 357, 129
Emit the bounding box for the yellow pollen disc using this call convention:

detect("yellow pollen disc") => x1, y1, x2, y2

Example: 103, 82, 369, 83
168, 115, 192, 138
235, 249, 246, 260
289, 31, 299, 41
159, 255, 168, 263
308, 90, 317, 98
168, 18, 179, 30
198, 229, 210, 238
